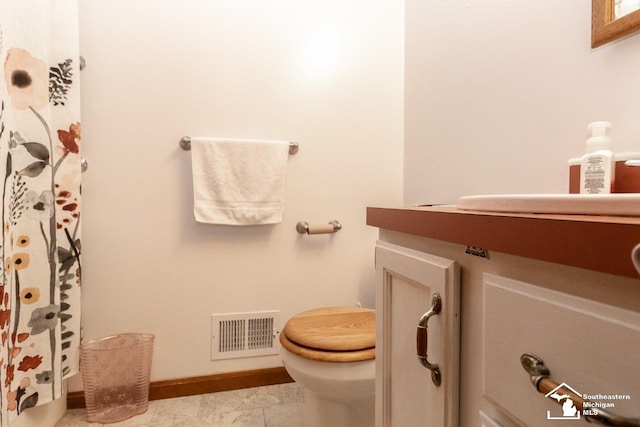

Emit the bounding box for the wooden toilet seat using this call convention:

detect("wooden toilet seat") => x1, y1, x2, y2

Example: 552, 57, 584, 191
280, 307, 375, 362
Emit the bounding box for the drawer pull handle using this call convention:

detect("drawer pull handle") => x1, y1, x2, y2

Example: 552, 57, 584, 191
416, 293, 442, 386
520, 353, 640, 427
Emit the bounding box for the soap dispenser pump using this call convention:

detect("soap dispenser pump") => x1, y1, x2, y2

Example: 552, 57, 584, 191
580, 121, 615, 194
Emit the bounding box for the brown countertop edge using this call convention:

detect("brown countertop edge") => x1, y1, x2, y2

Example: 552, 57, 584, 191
366, 205, 640, 279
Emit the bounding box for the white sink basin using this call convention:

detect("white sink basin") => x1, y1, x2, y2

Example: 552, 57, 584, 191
457, 193, 640, 217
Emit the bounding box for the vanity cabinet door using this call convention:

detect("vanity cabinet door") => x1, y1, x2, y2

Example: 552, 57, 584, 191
375, 241, 460, 427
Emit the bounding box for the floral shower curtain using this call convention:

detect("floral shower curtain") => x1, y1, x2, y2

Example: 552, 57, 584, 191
0, 0, 81, 424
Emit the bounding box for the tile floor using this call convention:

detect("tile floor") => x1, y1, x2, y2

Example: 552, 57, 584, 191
56, 383, 304, 427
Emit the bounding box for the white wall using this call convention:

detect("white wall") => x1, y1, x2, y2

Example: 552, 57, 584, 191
405, 0, 640, 205
71, 1, 403, 391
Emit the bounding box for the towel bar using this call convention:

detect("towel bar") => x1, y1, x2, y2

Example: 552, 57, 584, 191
180, 136, 298, 155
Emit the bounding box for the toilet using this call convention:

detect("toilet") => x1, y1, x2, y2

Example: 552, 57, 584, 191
279, 307, 376, 427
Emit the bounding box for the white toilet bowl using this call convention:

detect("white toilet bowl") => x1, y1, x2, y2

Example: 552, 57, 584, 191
279, 307, 376, 427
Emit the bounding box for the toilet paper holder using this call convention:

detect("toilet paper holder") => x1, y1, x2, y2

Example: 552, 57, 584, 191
296, 220, 342, 235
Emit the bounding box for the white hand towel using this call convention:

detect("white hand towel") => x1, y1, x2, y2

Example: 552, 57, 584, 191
190, 137, 289, 225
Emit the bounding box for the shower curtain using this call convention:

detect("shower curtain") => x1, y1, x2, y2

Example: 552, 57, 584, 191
0, 0, 81, 424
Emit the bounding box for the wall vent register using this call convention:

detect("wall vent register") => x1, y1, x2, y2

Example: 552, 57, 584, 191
211, 311, 280, 360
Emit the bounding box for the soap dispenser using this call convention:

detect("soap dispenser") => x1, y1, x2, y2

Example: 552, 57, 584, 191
580, 121, 615, 194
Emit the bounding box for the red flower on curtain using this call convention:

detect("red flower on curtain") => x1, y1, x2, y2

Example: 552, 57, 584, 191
57, 123, 81, 154
17, 356, 42, 372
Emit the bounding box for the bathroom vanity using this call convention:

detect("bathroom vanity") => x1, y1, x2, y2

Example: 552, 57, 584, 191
367, 206, 640, 427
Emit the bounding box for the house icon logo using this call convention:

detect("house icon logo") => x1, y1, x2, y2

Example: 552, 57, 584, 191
545, 383, 581, 420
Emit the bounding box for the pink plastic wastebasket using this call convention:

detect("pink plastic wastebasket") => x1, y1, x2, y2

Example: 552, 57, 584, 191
79, 333, 154, 423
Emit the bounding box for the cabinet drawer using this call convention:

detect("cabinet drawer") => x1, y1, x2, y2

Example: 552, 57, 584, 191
482, 273, 640, 426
